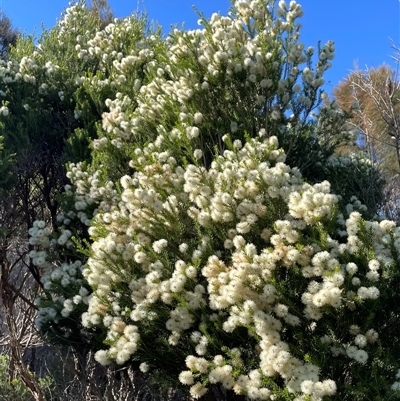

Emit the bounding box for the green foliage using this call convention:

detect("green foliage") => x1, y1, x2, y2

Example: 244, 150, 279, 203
319, 153, 385, 217
0, 354, 52, 401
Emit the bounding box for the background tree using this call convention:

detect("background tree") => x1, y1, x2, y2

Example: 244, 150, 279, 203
0, 11, 19, 60
334, 61, 400, 221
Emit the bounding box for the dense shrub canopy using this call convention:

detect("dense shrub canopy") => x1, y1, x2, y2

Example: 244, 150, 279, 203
1, 0, 399, 400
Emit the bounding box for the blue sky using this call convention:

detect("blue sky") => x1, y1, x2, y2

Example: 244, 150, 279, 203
2, 0, 399, 94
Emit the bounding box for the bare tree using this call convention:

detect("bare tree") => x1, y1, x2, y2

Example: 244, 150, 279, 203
334, 54, 400, 221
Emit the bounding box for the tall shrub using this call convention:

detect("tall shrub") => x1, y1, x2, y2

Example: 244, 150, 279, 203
25, 1, 399, 400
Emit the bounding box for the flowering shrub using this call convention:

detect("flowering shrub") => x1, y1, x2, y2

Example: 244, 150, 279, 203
19, 0, 400, 400
79, 133, 400, 400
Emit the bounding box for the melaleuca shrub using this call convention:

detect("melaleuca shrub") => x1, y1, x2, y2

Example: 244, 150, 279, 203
29, 0, 400, 400
78, 132, 400, 400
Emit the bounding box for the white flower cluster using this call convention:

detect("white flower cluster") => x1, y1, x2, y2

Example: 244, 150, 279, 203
64, 163, 118, 226
35, 260, 89, 329
31, 163, 119, 333
28, 220, 53, 272
29, 218, 90, 330
76, 129, 400, 398
79, 0, 340, 162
